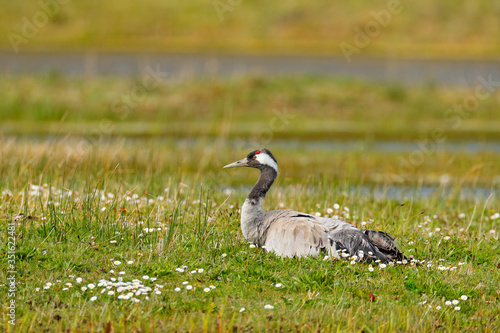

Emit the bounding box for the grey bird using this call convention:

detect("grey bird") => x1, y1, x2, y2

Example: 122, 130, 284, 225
224, 148, 405, 263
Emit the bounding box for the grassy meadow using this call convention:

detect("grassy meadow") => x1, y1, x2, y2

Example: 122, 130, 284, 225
0, 75, 499, 332
1, 0, 500, 58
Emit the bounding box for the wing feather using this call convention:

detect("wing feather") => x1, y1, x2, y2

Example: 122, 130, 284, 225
259, 209, 404, 263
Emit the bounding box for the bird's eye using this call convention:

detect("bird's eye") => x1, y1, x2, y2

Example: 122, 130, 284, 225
253, 155, 257, 159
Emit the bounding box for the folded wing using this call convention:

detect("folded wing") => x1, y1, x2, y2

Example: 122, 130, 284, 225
261, 210, 404, 263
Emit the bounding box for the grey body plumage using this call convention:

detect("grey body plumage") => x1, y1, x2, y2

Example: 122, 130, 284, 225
224, 148, 405, 263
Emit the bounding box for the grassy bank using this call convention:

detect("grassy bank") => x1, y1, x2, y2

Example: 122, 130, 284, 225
1, 1, 500, 58
1, 72, 499, 331
0, 138, 499, 332
1, 75, 500, 141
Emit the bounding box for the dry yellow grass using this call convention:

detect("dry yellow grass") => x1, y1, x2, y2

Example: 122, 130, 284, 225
0, 1, 499, 58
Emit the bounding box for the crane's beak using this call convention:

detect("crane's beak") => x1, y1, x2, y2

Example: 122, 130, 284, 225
223, 158, 248, 168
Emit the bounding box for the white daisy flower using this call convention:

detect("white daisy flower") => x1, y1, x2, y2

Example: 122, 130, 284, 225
264, 304, 274, 309
90, 296, 97, 302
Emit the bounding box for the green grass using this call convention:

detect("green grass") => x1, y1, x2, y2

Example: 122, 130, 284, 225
0, 138, 499, 332
0, 74, 499, 331
1, 1, 500, 57
1, 75, 500, 142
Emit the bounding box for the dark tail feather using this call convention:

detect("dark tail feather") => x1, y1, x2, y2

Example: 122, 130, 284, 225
362, 230, 406, 262
329, 229, 400, 264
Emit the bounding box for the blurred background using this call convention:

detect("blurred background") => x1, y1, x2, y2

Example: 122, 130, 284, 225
0, 0, 499, 197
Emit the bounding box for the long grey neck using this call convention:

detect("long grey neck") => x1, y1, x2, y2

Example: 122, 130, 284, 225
240, 167, 278, 244
247, 167, 277, 203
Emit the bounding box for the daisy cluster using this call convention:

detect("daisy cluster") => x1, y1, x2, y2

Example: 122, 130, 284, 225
419, 295, 469, 311
173, 261, 280, 312
417, 214, 497, 238
322, 245, 469, 274
4, 184, 178, 215
323, 247, 411, 267
36, 271, 164, 304
5, 184, 217, 246
173, 265, 215, 293
315, 203, 352, 220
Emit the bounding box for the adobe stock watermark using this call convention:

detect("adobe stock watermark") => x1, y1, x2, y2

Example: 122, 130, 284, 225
207, 107, 296, 185
233, 108, 296, 150
213, 0, 244, 21
392, 74, 500, 182
6, 219, 17, 326
8, 0, 70, 53
66, 65, 168, 158
339, 0, 410, 63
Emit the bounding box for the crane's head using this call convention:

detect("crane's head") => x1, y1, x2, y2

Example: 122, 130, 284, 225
223, 148, 278, 173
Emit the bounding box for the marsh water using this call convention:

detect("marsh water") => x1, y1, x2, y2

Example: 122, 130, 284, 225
2, 52, 500, 87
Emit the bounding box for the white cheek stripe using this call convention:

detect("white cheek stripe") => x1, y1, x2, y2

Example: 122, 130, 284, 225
256, 153, 278, 172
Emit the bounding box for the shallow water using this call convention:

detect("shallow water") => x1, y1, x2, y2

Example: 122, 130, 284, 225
226, 184, 498, 201
231, 138, 500, 153
2, 52, 500, 87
